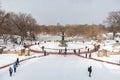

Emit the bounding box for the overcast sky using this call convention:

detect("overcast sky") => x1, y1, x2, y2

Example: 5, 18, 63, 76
0, 0, 120, 25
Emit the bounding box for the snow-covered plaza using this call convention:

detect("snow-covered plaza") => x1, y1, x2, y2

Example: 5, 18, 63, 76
0, 36, 120, 80
0, 54, 120, 80
1, 0, 120, 79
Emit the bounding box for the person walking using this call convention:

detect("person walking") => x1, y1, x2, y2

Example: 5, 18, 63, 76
44, 50, 47, 56
13, 62, 17, 73
59, 49, 62, 54
88, 48, 90, 53
88, 66, 92, 77
85, 53, 87, 58
41, 46, 45, 52
64, 47, 67, 56
89, 53, 92, 58
16, 58, 19, 67
9, 67, 13, 77
73, 49, 76, 54
78, 49, 80, 54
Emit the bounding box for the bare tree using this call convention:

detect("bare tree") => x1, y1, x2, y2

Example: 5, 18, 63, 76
84, 25, 100, 39
0, 10, 12, 44
9, 12, 38, 43
106, 11, 120, 39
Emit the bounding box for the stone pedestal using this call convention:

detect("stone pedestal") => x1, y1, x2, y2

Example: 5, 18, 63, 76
59, 32, 67, 47
18, 49, 30, 56
98, 50, 110, 57
59, 40, 67, 47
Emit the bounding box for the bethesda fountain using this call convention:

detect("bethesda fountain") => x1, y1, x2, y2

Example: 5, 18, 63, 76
59, 32, 67, 47
29, 31, 94, 53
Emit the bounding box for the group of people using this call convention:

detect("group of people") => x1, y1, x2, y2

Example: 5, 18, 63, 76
8, 57, 92, 77
58, 47, 68, 55
9, 58, 19, 77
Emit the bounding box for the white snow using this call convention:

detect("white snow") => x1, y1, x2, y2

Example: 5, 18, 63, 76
29, 42, 94, 52
1, 35, 120, 80
0, 55, 120, 80
0, 53, 43, 67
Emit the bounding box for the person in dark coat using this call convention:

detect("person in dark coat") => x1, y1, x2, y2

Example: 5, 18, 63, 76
73, 49, 76, 54
16, 58, 19, 67
9, 67, 13, 77
85, 53, 87, 58
44, 50, 46, 56
89, 53, 91, 58
13, 62, 17, 73
88, 66, 92, 77
59, 49, 62, 54
88, 48, 90, 53
78, 49, 80, 54
41, 46, 45, 52
64, 47, 67, 56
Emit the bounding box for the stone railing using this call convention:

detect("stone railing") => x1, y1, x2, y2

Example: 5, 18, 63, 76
2, 49, 30, 56
98, 50, 120, 57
